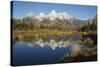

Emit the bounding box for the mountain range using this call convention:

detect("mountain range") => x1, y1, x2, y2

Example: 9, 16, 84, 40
14, 10, 96, 30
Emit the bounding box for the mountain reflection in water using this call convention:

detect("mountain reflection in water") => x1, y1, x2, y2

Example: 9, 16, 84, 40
12, 34, 97, 66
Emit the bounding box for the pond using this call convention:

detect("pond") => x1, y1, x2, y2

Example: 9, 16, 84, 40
12, 33, 97, 66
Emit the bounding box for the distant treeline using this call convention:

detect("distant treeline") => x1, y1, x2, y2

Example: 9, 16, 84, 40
12, 19, 76, 31
81, 16, 97, 32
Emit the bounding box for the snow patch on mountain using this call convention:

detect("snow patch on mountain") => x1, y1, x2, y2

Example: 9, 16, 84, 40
26, 10, 75, 21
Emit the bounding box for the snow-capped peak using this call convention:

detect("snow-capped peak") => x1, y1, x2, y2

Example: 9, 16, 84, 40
39, 12, 46, 17
47, 10, 58, 20
26, 12, 34, 17
36, 12, 46, 21
50, 10, 57, 15
47, 10, 74, 20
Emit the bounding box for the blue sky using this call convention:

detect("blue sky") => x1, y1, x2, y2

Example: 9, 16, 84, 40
12, 1, 97, 20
